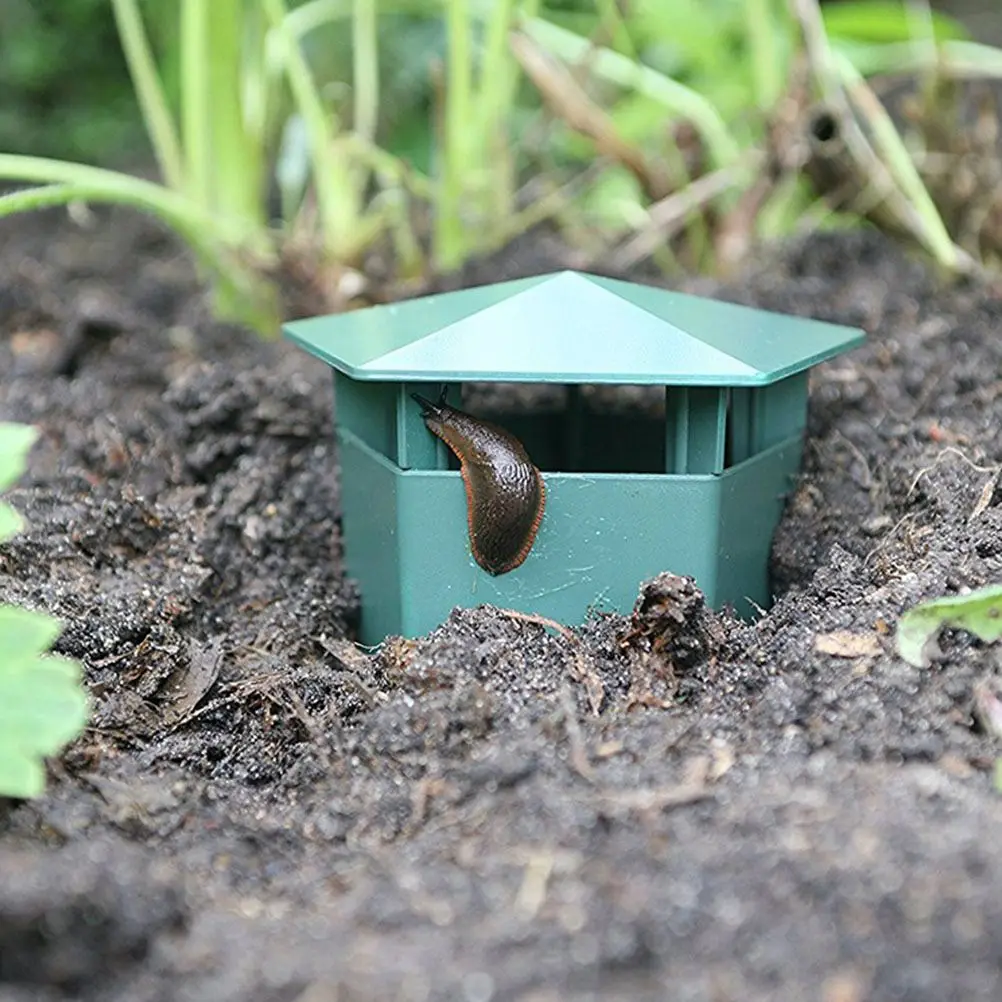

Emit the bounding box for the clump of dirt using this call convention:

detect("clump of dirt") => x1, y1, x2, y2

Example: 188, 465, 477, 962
3, 206, 1002, 1001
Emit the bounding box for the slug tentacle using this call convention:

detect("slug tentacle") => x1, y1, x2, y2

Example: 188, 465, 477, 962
412, 392, 545, 575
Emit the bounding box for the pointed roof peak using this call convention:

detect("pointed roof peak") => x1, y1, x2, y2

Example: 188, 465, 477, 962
284, 270, 864, 386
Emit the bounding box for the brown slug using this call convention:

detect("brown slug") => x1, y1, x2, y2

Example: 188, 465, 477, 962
412, 391, 545, 575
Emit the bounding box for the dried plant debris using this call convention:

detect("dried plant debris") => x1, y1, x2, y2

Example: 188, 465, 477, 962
621, 573, 727, 666
794, 77, 1002, 274
973, 677, 1002, 741
616, 573, 728, 710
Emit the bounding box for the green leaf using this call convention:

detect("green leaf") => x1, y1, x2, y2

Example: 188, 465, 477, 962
0, 422, 38, 493
0, 607, 89, 799
0, 606, 62, 668
897, 584, 1002, 667
578, 166, 646, 232
0, 422, 88, 799
0, 501, 24, 543
823, 1, 970, 44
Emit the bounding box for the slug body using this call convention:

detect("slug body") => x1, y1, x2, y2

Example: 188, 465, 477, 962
412, 392, 546, 575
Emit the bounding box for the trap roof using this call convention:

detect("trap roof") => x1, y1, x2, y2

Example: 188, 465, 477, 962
283, 271, 865, 386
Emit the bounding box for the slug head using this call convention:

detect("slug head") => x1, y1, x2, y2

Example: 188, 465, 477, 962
411, 391, 450, 435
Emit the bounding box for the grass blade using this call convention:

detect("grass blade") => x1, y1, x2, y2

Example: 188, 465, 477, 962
353, 0, 380, 143
841, 39, 1002, 79
832, 49, 965, 271
0, 156, 277, 333
181, 0, 211, 206
262, 0, 361, 258
436, 0, 474, 271
110, 0, 184, 188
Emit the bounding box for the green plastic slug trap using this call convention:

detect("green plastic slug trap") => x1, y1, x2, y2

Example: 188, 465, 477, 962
284, 271, 864, 645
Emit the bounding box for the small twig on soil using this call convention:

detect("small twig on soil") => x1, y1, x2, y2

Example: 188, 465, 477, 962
862, 511, 930, 570
317, 636, 383, 708
970, 469, 1001, 523
907, 445, 999, 497
831, 429, 874, 491
494, 607, 605, 714
159, 693, 239, 736
559, 682, 595, 782
597, 782, 711, 814
81, 725, 145, 748
284, 685, 333, 770
594, 756, 713, 817
514, 849, 558, 921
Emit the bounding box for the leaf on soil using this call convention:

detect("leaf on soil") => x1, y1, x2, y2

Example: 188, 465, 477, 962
0, 421, 89, 797
0, 604, 61, 662
896, 584, 1002, 668
0, 422, 38, 492
969, 470, 1000, 522
0, 422, 37, 544
0, 608, 90, 799
814, 630, 882, 658
158, 637, 224, 728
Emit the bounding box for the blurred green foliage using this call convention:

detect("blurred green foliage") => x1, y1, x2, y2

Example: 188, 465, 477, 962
2, 0, 976, 167
0, 0, 990, 300
0, 422, 90, 800
0, 0, 144, 161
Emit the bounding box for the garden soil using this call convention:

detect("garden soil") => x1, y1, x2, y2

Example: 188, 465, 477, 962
2, 207, 1002, 1002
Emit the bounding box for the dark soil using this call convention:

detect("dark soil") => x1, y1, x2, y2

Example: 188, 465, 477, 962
3, 205, 1002, 1002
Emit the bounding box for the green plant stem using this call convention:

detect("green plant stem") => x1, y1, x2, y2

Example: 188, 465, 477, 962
341, 134, 434, 200
661, 134, 712, 270
905, 0, 940, 105
843, 39, 1002, 79
476, 0, 528, 235
110, 0, 184, 188
745, 0, 783, 110
262, 0, 361, 259
0, 156, 253, 245
479, 0, 514, 140
594, 0, 635, 56
285, 0, 497, 40
353, 0, 379, 142
519, 16, 741, 168
243, 6, 270, 155
211, 0, 266, 226
0, 184, 101, 215
283, 0, 534, 271
0, 157, 277, 333
436, 0, 474, 271
832, 51, 961, 270
181, 0, 211, 206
